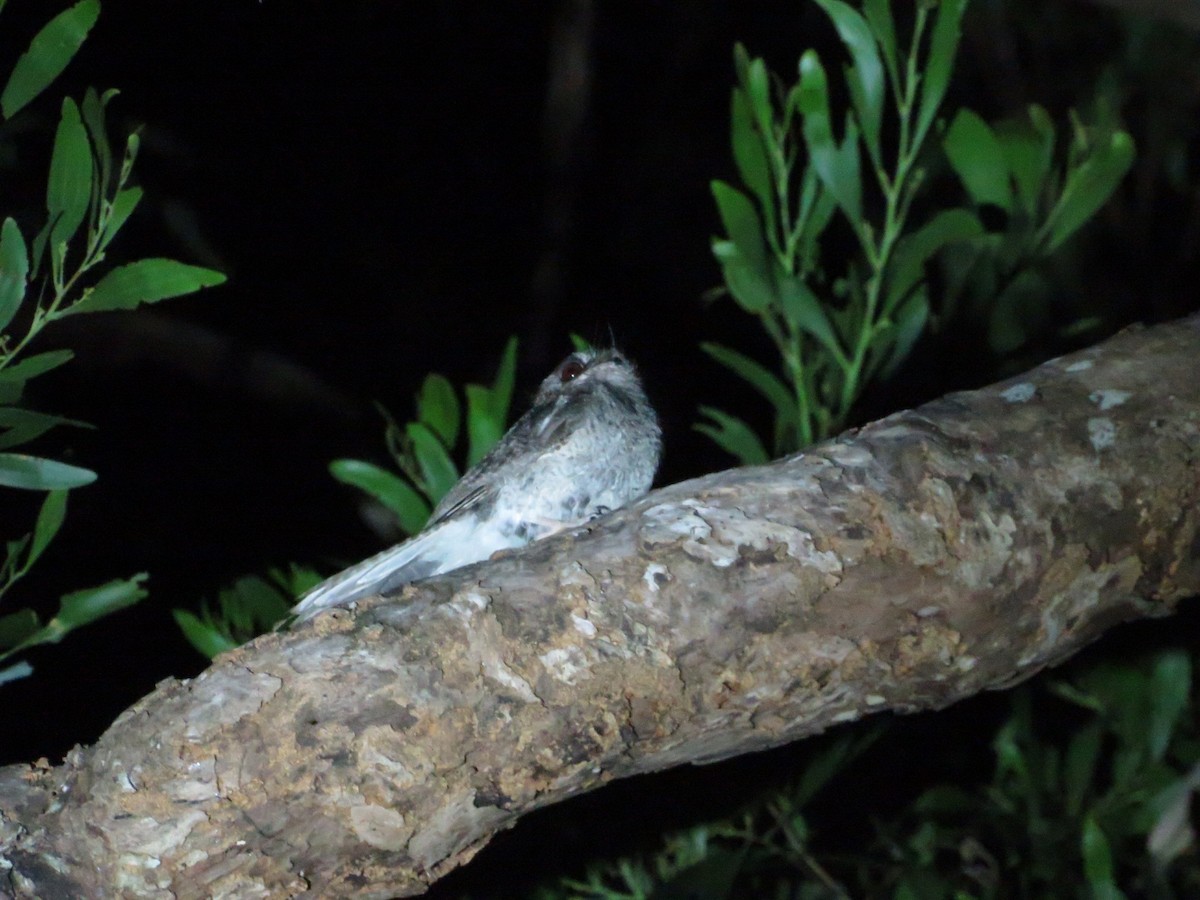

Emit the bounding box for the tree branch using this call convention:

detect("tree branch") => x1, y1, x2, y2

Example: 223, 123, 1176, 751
2, 316, 1199, 898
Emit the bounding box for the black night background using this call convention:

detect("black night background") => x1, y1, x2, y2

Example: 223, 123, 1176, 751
1, 1, 1198, 896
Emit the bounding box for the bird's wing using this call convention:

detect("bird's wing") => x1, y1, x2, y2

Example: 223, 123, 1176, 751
427, 392, 584, 525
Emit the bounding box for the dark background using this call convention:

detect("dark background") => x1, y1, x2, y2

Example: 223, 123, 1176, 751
1, 0, 1198, 892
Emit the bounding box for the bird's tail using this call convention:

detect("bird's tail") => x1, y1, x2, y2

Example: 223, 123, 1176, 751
289, 526, 451, 622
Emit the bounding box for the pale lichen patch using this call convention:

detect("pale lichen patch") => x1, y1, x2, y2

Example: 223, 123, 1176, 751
1089, 389, 1131, 411
350, 804, 409, 852
1001, 382, 1037, 403
642, 562, 669, 593
1088, 417, 1117, 451
538, 646, 589, 685
1065, 359, 1094, 372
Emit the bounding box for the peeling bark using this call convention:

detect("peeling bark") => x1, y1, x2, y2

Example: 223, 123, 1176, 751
2, 316, 1199, 899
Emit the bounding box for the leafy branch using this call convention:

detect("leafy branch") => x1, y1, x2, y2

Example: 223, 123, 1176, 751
0, 0, 226, 684
700, 0, 1133, 464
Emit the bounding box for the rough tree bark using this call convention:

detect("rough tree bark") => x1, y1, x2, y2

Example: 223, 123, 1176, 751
1, 315, 1198, 898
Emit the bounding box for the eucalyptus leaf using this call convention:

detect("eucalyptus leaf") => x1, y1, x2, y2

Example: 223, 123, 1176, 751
914, 0, 967, 148
886, 207, 983, 314
0, 406, 90, 450
778, 278, 842, 359
0, 0, 100, 120
0, 349, 73, 384
81, 86, 113, 202
1081, 817, 1122, 897
329, 458, 430, 536
0, 453, 95, 489
1063, 721, 1102, 817
465, 383, 503, 468
1040, 130, 1134, 252
995, 106, 1056, 215
798, 51, 862, 222
1148, 651, 1190, 763
814, 0, 884, 169
879, 288, 930, 379
861, 0, 900, 91
54, 573, 148, 634
488, 335, 518, 425
0, 609, 40, 650
712, 180, 767, 272
0, 217, 29, 333
27, 488, 67, 569
98, 186, 143, 255
944, 108, 1013, 212
70, 258, 226, 315
417, 373, 460, 448
695, 406, 769, 466
47, 97, 93, 278
722, 260, 774, 314
407, 422, 459, 503
172, 608, 237, 660
701, 342, 798, 424
731, 88, 773, 232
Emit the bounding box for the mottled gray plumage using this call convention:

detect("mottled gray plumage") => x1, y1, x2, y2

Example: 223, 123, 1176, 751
291, 347, 660, 620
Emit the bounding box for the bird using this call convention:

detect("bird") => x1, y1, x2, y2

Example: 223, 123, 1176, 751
290, 346, 661, 621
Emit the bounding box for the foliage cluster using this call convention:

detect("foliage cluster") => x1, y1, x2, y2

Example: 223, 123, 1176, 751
697, 0, 1132, 463
0, 0, 224, 684
536, 646, 1199, 899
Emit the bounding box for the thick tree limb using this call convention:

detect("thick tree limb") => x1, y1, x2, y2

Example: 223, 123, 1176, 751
2, 316, 1199, 898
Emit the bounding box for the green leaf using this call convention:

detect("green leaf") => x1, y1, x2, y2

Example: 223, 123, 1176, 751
712, 180, 767, 273
0, 349, 73, 384
417, 373, 460, 448
0, 218, 29, 333
80, 86, 112, 203
329, 458, 430, 535
736, 45, 773, 138
944, 109, 1013, 212
407, 422, 458, 503
720, 258, 775, 315
778, 278, 842, 359
731, 88, 773, 236
71, 259, 226, 314
0, 609, 40, 650
695, 406, 769, 466
27, 488, 67, 569
489, 335, 518, 425
1040, 130, 1134, 252
0, 406, 90, 451
172, 608, 237, 660
54, 574, 147, 634
861, 0, 900, 92
97, 186, 142, 255
46, 97, 93, 278
1063, 721, 1102, 816
995, 105, 1056, 215
465, 384, 503, 469
886, 207, 984, 315
1081, 817, 1124, 899
0, 0, 100, 120
814, 0, 884, 168
0, 453, 95, 489
1148, 650, 1190, 762
798, 51, 861, 222
3, 575, 147, 657
701, 343, 798, 424
879, 288, 930, 379
914, 0, 967, 148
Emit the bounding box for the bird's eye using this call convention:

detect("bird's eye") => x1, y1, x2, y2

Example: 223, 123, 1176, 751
559, 358, 587, 382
